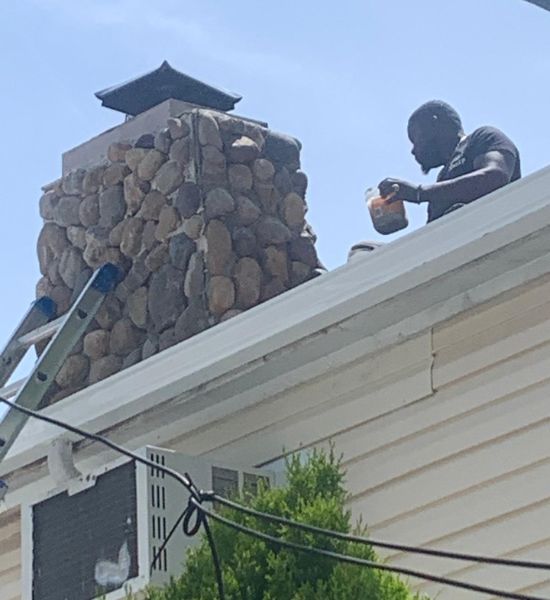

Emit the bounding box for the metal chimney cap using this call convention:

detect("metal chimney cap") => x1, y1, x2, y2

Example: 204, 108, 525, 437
95, 60, 242, 116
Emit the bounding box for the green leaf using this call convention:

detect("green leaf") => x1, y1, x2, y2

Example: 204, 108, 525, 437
135, 449, 427, 600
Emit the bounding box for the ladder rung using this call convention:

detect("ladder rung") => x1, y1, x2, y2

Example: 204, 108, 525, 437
0, 379, 22, 401
17, 316, 66, 349
0, 297, 57, 391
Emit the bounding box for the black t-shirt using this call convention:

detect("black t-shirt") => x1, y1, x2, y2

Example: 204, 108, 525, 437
428, 126, 521, 222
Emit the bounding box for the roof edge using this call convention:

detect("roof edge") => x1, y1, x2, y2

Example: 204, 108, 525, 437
3, 166, 550, 504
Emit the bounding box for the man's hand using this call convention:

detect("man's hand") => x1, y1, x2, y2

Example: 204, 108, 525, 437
378, 178, 422, 203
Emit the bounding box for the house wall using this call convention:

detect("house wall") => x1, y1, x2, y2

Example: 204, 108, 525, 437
0, 508, 21, 600
165, 273, 550, 599
3, 274, 550, 599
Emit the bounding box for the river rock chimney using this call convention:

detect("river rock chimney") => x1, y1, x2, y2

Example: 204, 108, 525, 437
36, 62, 322, 402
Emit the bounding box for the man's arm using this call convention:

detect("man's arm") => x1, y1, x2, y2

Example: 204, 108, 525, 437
418, 151, 515, 205
379, 151, 516, 206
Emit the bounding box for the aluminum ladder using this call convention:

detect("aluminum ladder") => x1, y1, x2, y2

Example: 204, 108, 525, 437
0, 263, 120, 473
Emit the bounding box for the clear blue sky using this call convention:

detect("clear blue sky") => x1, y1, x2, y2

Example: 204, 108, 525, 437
1, 0, 549, 387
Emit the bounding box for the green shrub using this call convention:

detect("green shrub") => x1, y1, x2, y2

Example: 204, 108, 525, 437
139, 448, 426, 600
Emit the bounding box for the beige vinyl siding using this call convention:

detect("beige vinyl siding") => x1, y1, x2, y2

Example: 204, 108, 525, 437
0, 508, 21, 600
4, 275, 550, 599
170, 332, 434, 462
401, 278, 550, 597
181, 276, 550, 598
351, 277, 550, 597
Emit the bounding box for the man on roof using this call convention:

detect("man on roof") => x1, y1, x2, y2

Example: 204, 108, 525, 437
379, 100, 521, 222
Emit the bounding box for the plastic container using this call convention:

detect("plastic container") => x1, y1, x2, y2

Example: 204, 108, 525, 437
366, 187, 408, 235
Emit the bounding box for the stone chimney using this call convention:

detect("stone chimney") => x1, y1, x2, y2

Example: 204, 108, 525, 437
36, 62, 322, 403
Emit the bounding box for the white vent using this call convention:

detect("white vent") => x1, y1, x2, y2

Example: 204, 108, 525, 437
22, 446, 280, 600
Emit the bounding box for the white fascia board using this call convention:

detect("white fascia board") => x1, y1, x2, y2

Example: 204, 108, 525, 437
2, 166, 550, 499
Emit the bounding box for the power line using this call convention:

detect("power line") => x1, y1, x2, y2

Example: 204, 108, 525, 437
0, 395, 226, 600
1, 395, 191, 491
197, 501, 548, 600
212, 494, 550, 571
150, 504, 191, 573
202, 517, 226, 600
1, 395, 548, 600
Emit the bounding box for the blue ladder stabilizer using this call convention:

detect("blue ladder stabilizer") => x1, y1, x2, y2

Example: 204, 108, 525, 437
91, 262, 122, 294
33, 296, 58, 321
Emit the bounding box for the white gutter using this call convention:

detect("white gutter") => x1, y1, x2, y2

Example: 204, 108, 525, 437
2, 166, 550, 507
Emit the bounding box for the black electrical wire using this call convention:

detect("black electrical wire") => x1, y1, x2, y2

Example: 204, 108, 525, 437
0, 396, 226, 600
1, 395, 548, 600
0, 396, 192, 492
202, 517, 226, 600
195, 499, 548, 600
212, 494, 550, 572
150, 504, 191, 573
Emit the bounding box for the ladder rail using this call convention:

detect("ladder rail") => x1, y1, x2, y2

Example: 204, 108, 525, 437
0, 263, 120, 464
0, 297, 57, 389
0, 317, 68, 403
